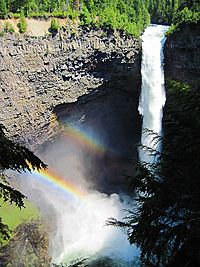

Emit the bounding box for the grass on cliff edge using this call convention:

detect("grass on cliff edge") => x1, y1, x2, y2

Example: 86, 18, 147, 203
0, 199, 40, 242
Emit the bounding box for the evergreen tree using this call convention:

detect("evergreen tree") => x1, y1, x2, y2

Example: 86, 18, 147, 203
0, 124, 46, 241
108, 82, 200, 266
0, 0, 7, 18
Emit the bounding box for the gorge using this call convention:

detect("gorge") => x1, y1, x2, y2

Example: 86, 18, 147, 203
0, 23, 143, 266
0, 18, 200, 267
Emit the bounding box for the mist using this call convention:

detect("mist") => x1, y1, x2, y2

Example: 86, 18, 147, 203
15, 122, 139, 265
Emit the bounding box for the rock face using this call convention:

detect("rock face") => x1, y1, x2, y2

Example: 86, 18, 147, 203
0, 220, 50, 267
0, 27, 142, 149
51, 86, 141, 193
164, 23, 200, 89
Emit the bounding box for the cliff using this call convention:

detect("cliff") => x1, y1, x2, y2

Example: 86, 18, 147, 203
164, 23, 200, 89
0, 25, 143, 265
0, 27, 142, 149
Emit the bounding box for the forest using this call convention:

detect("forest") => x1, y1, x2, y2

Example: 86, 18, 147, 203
0, 0, 199, 36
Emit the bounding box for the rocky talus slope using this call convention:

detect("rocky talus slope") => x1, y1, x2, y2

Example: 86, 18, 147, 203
0, 27, 141, 149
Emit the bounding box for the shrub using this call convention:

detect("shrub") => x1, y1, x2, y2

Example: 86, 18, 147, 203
165, 24, 177, 36
80, 6, 93, 25
51, 11, 67, 18
18, 17, 27, 33
3, 22, 15, 33
10, 12, 21, 19
50, 18, 60, 31
67, 6, 80, 21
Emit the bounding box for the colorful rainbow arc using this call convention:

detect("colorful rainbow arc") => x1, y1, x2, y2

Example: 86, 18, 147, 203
28, 163, 85, 199
62, 125, 106, 154
28, 125, 106, 199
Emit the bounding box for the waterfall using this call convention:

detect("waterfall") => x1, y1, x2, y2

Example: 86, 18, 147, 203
138, 24, 169, 163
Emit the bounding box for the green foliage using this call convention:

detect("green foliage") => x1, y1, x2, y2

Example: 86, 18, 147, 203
0, 178, 25, 209
0, 0, 7, 19
50, 18, 60, 31
146, 0, 200, 25
67, 5, 80, 20
174, 7, 200, 24
0, 0, 199, 36
108, 82, 200, 265
18, 16, 27, 33
0, 0, 152, 37
166, 7, 200, 36
166, 7, 200, 35
0, 199, 39, 245
83, 0, 151, 37
9, 12, 21, 19
166, 79, 190, 92
98, 6, 118, 30
0, 218, 10, 243
0, 125, 46, 172
124, 22, 140, 38
3, 22, 15, 34
80, 6, 92, 26
165, 23, 177, 36
0, 124, 46, 242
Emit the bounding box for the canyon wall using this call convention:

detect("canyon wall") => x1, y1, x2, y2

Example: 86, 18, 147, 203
164, 23, 200, 89
0, 25, 142, 265
0, 27, 142, 149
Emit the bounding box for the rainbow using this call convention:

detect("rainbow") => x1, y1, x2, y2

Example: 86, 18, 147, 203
27, 125, 106, 199
29, 164, 85, 199
62, 125, 106, 154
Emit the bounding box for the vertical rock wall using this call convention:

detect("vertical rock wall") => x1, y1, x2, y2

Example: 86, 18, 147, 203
164, 23, 200, 89
0, 28, 142, 149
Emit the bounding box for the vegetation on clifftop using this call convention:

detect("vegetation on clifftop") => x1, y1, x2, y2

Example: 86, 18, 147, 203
166, 6, 200, 36
0, 0, 151, 37
0, 0, 199, 36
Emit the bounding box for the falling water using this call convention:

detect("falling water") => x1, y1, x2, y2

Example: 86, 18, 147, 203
16, 127, 139, 266
138, 24, 169, 162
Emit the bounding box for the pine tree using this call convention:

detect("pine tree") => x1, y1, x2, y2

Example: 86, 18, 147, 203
0, 124, 46, 241
108, 82, 200, 266
0, 0, 7, 18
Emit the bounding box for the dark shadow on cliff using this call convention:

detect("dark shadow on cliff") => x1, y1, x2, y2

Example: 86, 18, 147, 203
51, 75, 142, 194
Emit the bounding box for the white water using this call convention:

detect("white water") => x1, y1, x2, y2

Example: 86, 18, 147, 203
16, 132, 139, 266
138, 24, 168, 162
